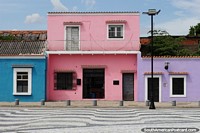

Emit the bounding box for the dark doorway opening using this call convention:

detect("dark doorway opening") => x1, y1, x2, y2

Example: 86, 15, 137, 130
83, 69, 105, 99
147, 77, 159, 102
123, 73, 134, 101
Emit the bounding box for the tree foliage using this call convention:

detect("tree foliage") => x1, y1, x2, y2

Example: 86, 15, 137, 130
188, 23, 200, 36
0, 35, 16, 41
152, 36, 188, 56
142, 30, 192, 56
148, 30, 169, 36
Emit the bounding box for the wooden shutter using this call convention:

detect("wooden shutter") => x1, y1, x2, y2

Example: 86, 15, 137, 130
66, 27, 79, 51
54, 72, 57, 90
72, 72, 77, 90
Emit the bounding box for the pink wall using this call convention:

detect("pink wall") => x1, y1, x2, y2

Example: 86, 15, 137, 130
47, 12, 140, 51
47, 54, 138, 101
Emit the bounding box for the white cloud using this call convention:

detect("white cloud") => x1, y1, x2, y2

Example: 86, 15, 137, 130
51, 0, 68, 11
174, 11, 185, 17
24, 13, 44, 24
82, 0, 96, 9
72, 6, 78, 11
157, 0, 200, 35
171, 0, 200, 14
156, 17, 200, 35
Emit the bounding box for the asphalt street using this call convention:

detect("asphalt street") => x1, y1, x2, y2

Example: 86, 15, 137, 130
0, 107, 200, 133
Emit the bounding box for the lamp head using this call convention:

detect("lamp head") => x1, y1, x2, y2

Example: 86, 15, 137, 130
164, 62, 169, 70
143, 9, 161, 15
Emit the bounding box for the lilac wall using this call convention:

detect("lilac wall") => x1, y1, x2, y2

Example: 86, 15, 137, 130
138, 57, 200, 102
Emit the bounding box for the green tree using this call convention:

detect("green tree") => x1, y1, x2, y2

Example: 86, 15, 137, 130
142, 32, 192, 56
188, 23, 200, 36
0, 35, 16, 41
153, 36, 184, 56
148, 30, 169, 36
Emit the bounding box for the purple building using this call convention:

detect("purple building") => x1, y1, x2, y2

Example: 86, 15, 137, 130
138, 56, 200, 102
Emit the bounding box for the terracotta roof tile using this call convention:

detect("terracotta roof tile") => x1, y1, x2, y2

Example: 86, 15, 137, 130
121, 70, 136, 73
106, 20, 127, 23
63, 22, 82, 25
0, 41, 46, 55
0, 30, 47, 35
169, 72, 188, 75
0, 30, 47, 41
144, 72, 163, 75
140, 38, 151, 45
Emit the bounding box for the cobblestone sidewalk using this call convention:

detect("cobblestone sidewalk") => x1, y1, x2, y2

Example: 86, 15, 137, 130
0, 101, 200, 108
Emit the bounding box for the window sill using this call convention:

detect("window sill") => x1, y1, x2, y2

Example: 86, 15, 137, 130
170, 95, 186, 98
13, 93, 32, 96
107, 38, 124, 41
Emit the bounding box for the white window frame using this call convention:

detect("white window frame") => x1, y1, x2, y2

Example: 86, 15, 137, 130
145, 75, 162, 102
64, 25, 81, 50
170, 75, 186, 97
107, 24, 125, 40
13, 68, 32, 95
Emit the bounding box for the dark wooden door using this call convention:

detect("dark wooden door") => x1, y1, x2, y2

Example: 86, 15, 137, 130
83, 69, 105, 99
123, 73, 134, 101
147, 77, 159, 102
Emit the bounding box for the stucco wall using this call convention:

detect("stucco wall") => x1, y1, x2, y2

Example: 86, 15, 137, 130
47, 13, 140, 51
138, 57, 200, 102
0, 58, 46, 102
47, 54, 138, 101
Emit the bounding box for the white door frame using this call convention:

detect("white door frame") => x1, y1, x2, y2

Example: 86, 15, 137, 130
145, 75, 162, 102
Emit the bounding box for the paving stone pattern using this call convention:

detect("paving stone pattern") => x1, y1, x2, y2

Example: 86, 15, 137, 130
0, 108, 200, 133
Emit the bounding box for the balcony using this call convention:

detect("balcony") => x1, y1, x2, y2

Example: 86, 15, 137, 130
47, 40, 140, 52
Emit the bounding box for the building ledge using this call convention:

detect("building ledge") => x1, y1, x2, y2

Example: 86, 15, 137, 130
144, 72, 163, 75
46, 51, 140, 55
169, 72, 188, 75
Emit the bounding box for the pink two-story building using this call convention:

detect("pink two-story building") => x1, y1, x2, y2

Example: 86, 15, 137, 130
47, 12, 140, 101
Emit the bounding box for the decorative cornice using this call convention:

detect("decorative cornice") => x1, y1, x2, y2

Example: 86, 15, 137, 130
169, 72, 189, 75
144, 72, 163, 75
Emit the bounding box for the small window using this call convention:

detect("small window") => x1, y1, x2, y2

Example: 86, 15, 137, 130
108, 25, 124, 39
170, 75, 186, 97
54, 72, 77, 90
17, 72, 28, 93
13, 68, 32, 95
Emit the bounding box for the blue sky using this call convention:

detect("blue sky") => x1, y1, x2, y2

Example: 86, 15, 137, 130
0, 0, 200, 36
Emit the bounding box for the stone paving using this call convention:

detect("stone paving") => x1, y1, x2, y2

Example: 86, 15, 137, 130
0, 107, 200, 133
0, 101, 200, 108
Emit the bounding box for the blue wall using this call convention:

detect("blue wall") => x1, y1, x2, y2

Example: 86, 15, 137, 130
0, 58, 46, 102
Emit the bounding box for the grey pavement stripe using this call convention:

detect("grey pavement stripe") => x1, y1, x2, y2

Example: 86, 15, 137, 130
1, 108, 200, 132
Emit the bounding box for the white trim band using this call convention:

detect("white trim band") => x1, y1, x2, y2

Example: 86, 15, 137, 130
46, 51, 140, 55
0, 56, 45, 59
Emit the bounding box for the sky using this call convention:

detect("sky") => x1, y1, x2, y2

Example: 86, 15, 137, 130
0, 0, 200, 37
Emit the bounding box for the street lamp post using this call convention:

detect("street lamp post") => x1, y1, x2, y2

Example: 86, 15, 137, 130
143, 9, 161, 109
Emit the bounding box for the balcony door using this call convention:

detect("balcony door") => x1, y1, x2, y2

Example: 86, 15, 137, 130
65, 26, 79, 51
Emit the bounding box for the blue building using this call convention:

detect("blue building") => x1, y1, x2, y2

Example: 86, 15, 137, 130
0, 41, 46, 102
